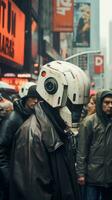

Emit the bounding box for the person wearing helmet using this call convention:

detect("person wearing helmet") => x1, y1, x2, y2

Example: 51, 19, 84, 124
10, 61, 90, 200
18, 81, 39, 111
0, 82, 38, 200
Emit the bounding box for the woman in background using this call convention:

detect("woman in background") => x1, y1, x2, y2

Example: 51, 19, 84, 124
87, 94, 96, 116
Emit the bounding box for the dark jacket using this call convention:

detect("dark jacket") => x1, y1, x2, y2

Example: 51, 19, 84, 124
76, 90, 112, 187
10, 102, 81, 200
0, 99, 34, 200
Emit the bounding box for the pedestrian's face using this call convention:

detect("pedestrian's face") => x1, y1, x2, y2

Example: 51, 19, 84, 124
80, 5, 90, 22
25, 97, 38, 110
87, 98, 96, 115
102, 96, 112, 115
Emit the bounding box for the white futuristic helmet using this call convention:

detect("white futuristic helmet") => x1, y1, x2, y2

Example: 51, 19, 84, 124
37, 61, 90, 128
19, 82, 37, 99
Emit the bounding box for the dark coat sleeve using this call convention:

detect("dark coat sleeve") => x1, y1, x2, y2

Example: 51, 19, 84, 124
0, 112, 23, 187
76, 117, 93, 177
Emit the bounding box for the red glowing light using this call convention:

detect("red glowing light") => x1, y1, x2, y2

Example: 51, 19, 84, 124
41, 71, 46, 77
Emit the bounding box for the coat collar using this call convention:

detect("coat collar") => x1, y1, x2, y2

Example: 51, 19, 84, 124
34, 103, 64, 152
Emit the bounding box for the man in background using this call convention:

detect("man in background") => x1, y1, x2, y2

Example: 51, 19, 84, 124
77, 90, 112, 200
0, 82, 38, 200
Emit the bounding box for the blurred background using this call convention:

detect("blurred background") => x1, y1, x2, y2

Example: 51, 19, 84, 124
0, 0, 111, 100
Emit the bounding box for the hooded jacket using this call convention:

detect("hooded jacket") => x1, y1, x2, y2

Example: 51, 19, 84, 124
76, 90, 112, 187
0, 99, 34, 199
10, 102, 81, 200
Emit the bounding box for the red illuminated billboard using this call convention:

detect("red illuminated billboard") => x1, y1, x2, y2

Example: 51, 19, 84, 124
0, 0, 25, 66
52, 0, 74, 32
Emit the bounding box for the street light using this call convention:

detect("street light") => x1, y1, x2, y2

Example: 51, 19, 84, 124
64, 50, 102, 89
65, 50, 101, 61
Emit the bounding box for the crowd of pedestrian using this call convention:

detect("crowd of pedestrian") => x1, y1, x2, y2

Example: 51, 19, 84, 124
0, 61, 112, 200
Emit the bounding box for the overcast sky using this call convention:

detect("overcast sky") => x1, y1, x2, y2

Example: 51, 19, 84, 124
100, 0, 112, 86
100, 0, 111, 40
